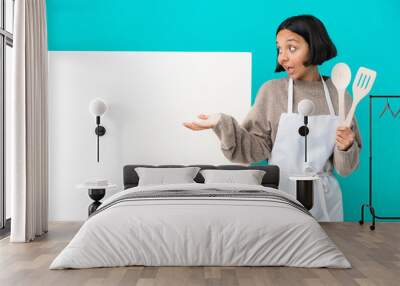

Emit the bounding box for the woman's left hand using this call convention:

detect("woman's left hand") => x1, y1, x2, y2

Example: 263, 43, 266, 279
336, 126, 355, 151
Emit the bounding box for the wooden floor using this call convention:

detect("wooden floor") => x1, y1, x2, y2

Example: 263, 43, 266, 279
0, 222, 399, 286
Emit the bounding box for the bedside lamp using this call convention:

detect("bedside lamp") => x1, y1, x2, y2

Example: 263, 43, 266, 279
89, 98, 107, 162
294, 99, 316, 211
298, 99, 315, 163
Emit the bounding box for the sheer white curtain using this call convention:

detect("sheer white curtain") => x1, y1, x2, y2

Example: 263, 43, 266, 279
9, 0, 48, 242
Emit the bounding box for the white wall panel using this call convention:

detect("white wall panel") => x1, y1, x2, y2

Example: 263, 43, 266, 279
48, 51, 251, 220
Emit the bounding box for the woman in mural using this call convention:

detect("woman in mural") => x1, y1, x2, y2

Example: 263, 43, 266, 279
183, 15, 362, 222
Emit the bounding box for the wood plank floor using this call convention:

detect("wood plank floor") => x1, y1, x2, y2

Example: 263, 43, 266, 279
0, 222, 399, 286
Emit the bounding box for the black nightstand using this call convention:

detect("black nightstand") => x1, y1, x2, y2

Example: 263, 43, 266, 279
77, 183, 116, 216
289, 176, 319, 210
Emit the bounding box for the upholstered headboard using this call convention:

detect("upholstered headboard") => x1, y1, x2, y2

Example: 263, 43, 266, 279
123, 164, 280, 189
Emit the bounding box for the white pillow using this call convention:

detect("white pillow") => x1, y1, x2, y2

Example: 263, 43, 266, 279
135, 167, 201, 186
200, 169, 266, 185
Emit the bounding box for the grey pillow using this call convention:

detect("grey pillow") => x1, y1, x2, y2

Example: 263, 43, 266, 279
200, 169, 266, 185
135, 167, 201, 186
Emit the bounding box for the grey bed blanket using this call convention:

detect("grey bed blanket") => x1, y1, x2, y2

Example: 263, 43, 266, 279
91, 188, 312, 218
50, 183, 350, 269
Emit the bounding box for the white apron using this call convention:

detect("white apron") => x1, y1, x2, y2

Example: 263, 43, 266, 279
269, 77, 343, 221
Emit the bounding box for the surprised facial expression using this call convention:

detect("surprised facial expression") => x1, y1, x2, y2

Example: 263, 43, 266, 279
276, 29, 313, 80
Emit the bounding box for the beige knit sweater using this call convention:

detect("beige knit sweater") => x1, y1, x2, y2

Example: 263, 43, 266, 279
212, 76, 362, 176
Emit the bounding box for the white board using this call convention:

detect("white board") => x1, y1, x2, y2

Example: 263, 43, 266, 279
48, 51, 252, 220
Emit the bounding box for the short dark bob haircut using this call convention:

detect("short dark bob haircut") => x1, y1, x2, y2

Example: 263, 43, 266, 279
275, 15, 337, 72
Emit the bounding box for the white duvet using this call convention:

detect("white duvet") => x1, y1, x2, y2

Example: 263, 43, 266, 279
50, 183, 351, 269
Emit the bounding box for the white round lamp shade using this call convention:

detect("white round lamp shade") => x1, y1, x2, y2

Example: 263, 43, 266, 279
89, 98, 107, 116
298, 99, 315, 116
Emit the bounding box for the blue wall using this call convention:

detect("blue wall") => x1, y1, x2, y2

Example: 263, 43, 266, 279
46, 0, 400, 222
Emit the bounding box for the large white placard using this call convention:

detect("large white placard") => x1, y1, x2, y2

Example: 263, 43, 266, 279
48, 51, 251, 220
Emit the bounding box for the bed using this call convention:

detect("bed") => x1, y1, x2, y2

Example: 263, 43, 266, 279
50, 164, 350, 269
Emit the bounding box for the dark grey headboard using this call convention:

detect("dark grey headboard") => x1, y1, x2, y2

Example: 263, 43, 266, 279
123, 164, 280, 189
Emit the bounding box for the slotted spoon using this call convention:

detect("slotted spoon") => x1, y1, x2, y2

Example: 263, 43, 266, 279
344, 67, 377, 127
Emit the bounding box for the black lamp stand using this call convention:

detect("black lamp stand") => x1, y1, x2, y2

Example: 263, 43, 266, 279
95, 115, 106, 162
298, 116, 309, 162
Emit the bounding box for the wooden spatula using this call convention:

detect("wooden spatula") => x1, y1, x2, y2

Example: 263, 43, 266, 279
344, 67, 377, 127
